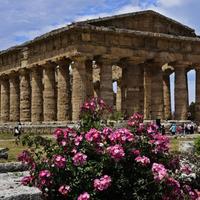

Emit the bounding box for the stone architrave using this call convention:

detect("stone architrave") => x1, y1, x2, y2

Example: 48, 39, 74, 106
20, 69, 31, 122
31, 67, 43, 122
196, 68, 200, 121
43, 62, 57, 122
0, 76, 9, 122
143, 66, 151, 119
175, 66, 188, 120
57, 59, 71, 121
151, 64, 164, 119
9, 73, 20, 122
99, 59, 113, 107
163, 72, 171, 119
72, 57, 87, 121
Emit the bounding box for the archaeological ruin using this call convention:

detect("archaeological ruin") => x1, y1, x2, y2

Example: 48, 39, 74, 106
1, 10, 200, 124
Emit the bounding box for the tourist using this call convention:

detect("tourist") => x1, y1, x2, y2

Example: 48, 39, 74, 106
169, 123, 176, 135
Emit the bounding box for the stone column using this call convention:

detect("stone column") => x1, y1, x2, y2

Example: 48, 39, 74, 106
31, 67, 43, 122
196, 68, 200, 121
72, 57, 87, 121
100, 59, 113, 107
85, 60, 94, 99
20, 69, 31, 122
121, 66, 127, 114
151, 65, 164, 119
94, 81, 100, 98
57, 59, 71, 121
116, 80, 122, 112
143, 66, 151, 119
43, 62, 57, 121
9, 73, 20, 122
163, 73, 171, 119
175, 67, 188, 120
1, 76, 9, 122
126, 64, 142, 116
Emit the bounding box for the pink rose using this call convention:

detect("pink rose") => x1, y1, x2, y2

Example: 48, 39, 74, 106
72, 152, 87, 166
77, 192, 90, 200
94, 175, 111, 191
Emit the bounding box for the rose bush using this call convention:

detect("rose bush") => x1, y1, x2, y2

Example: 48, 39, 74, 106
19, 98, 200, 200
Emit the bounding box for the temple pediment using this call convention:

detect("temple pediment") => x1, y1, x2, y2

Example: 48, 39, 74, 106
83, 10, 196, 37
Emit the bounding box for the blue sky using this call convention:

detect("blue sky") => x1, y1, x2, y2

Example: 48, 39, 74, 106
0, 0, 198, 110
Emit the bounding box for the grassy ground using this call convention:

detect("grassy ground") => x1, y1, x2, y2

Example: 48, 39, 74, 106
0, 140, 25, 163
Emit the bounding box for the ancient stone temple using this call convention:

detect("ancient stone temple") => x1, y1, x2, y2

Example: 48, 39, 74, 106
0, 10, 200, 123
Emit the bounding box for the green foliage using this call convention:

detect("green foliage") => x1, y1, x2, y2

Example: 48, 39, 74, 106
194, 136, 200, 155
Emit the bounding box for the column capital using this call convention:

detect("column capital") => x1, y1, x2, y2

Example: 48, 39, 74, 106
19, 68, 29, 75
43, 61, 57, 69
56, 57, 72, 67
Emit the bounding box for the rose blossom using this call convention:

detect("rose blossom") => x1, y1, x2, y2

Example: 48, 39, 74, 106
107, 145, 125, 161
94, 175, 111, 191
21, 176, 33, 186
72, 152, 87, 166
132, 149, 140, 156
39, 169, 51, 185
78, 192, 90, 200
58, 185, 70, 196
53, 155, 66, 168
181, 164, 192, 175
135, 156, 150, 166
152, 163, 168, 181
85, 128, 101, 143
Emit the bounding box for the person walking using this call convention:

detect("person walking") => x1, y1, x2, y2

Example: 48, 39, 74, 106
169, 123, 176, 135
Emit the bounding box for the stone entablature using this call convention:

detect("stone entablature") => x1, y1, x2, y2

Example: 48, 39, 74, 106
0, 10, 200, 123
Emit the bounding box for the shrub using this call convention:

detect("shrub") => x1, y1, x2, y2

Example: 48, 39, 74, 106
194, 136, 200, 155
19, 98, 200, 200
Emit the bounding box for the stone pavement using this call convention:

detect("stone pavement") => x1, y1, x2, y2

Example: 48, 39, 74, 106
0, 171, 41, 200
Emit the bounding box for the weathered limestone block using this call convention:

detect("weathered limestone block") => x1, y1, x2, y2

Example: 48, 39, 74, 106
0, 148, 8, 160
9, 74, 20, 122
20, 69, 31, 122
196, 68, 200, 121
1, 77, 9, 122
126, 64, 143, 116
143, 67, 151, 119
57, 59, 71, 121
100, 59, 113, 107
163, 73, 171, 119
31, 67, 43, 122
151, 65, 164, 119
175, 67, 188, 120
43, 63, 57, 121
72, 57, 87, 121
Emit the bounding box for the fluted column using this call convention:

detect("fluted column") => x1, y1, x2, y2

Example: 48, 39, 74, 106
163, 73, 171, 119
126, 64, 142, 116
1, 76, 9, 122
31, 67, 43, 122
121, 66, 127, 113
72, 57, 87, 121
196, 68, 200, 121
85, 60, 94, 99
57, 59, 71, 121
94, 81, 100, 98
143, 66, 151, 119
100, 59, 113, 107
9, 73, 20, 122
43, 62, 57, 121
20, 69, 31, 122
116, 80, 122, 112
151, 65, 164, 119
175, 67, 188, 120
